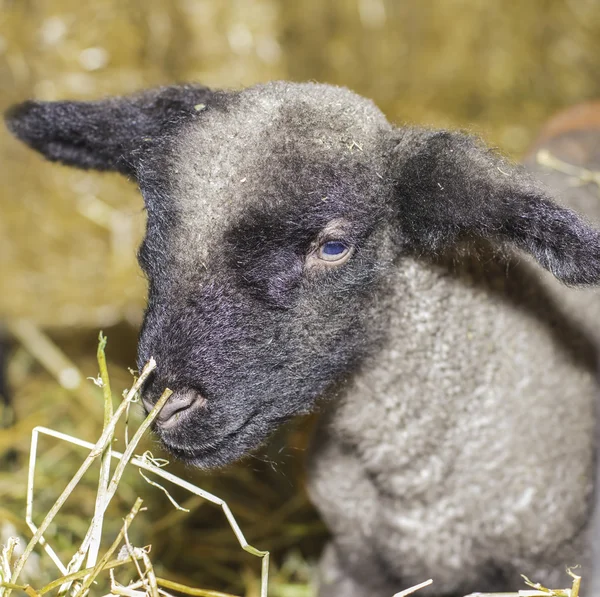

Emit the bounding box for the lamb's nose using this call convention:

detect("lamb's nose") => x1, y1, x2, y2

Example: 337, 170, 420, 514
143, 389, 206, 429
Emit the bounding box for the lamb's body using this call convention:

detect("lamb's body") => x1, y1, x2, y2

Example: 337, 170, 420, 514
311, 247, 598, 596
6, 82, 600, 596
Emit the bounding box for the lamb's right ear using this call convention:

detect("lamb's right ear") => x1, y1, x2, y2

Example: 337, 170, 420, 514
392, 127, 600, 286
4, 84, 212, 177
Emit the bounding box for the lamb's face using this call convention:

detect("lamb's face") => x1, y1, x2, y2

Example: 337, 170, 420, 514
135, 83, 395, 467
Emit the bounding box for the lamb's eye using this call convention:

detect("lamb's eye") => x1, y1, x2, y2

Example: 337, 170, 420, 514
317, 240, 353, 264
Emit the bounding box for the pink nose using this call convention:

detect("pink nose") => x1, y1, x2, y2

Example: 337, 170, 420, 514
143, 389, 206, 429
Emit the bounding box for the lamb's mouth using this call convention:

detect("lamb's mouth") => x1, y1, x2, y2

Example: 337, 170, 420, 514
160, 440, 225, 468
156, 416, 261, 469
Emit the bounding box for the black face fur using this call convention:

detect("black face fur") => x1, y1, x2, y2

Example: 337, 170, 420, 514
6, 81, 600, 468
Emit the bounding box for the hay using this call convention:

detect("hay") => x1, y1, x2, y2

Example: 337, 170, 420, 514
1, 330, 324, 597
0, 333, 272, 597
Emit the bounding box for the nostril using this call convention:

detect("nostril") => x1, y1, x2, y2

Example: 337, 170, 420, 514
155, 389, 206, 428
141, 393, 155, 413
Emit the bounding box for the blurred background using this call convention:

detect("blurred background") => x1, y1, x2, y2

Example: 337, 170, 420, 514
1, 1, 600, 596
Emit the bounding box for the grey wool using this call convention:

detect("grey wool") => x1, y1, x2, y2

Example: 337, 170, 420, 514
6, 81, 600, 597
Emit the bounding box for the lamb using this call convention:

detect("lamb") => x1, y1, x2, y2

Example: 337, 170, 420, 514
5, 81, 600, 597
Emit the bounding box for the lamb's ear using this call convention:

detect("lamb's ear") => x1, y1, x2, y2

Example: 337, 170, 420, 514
393, 127, 600, 286
4, 84, 212, 177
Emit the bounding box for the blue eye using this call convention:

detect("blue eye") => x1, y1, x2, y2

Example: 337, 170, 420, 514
317, 240, 353, 263
322, 241, 346, 255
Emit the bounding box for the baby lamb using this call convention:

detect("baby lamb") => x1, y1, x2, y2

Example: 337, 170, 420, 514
6, 82, 600, 597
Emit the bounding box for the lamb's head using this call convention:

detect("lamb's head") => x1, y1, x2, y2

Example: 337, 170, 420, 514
131, 83, 395, 467
7, 81, 600, 468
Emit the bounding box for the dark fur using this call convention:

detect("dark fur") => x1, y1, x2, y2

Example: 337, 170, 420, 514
394, 128, 600, 284
6, 82, 600, 596
5, 85, 212, 175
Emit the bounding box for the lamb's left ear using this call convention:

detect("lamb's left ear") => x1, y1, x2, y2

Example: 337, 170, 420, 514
4, 84, 212, 177
393, 127, 600, 286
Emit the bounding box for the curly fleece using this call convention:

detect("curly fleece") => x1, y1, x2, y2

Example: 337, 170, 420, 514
6, 81, 600, 597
